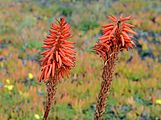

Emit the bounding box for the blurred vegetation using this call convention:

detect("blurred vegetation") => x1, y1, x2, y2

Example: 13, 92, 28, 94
0, 0, 161, 120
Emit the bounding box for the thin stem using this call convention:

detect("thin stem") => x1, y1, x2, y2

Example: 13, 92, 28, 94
43, 76, 57, 120
94, 48, 119, 120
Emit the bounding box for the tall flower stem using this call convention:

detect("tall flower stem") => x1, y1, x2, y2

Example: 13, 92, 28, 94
39, 17, 76, 120
94, 15, 137, 119
94, 47, 119, 120
43, 76, 57, 120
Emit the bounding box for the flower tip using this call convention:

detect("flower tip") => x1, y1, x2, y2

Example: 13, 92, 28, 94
60, 16, 66, 21
107, 15, 118, 22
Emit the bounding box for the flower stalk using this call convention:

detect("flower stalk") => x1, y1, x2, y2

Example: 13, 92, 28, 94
94, 15, 137, 119
39, 17, 76, 120
43, 76, 57, 120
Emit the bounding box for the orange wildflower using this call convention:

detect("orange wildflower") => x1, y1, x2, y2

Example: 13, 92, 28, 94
94, 15, 137, 61
39, 17, 76, 82
39, 17, 76, 120
94, 15, 137, 120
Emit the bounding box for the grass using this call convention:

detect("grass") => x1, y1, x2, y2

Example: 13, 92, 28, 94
0, 0, 161, 119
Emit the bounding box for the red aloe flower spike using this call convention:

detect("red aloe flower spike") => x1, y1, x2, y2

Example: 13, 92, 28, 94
40, 17, 76, 82
94, 15, 137, 120
39, 17, 76, 120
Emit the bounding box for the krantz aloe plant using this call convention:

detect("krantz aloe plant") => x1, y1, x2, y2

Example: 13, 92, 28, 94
94, 15, 137, 120
39, 17, 76, 120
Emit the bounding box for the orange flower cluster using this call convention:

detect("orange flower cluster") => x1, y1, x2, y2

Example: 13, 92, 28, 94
94, 15, 137, 61
39, 17, 76, 82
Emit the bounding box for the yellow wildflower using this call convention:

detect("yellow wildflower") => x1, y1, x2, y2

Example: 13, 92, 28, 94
28, 73, 33, 79
156, 99, 161, 105
4, 85, 14, 91
34, 114, 40, 119
6, 79, 10, 84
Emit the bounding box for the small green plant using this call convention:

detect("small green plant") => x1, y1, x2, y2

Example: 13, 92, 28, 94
59, 7, 73, 17
80, 20, 99, 33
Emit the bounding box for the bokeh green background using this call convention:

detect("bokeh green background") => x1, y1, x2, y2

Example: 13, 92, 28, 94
0, 0, 161, 120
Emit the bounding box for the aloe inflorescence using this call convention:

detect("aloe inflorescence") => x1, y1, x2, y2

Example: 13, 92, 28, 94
39, 17, 76, 120
94, 15, 137, 120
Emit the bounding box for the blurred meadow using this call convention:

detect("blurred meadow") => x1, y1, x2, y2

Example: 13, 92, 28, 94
0, 0, 161, 119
